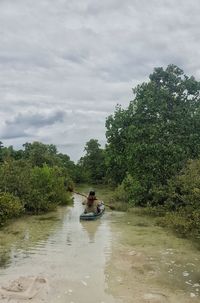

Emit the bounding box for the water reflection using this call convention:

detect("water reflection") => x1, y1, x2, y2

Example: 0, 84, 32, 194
80, 220, 101, 243
0, 250, 10, 269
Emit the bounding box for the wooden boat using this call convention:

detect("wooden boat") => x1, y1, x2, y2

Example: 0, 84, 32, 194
80, 202, 105, 221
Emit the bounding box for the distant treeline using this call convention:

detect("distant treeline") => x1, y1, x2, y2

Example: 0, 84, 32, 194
77, 65, 200, 238
0, 141, 76, 225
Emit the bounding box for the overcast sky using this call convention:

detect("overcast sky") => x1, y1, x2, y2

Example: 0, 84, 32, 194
0, 0, 200, 161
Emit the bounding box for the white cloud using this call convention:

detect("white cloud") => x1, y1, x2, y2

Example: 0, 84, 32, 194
0, 0, 200, 160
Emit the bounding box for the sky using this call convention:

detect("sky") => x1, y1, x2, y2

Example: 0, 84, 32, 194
0, 0, 200, 161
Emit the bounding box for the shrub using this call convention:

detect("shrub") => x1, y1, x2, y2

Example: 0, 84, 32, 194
0, 160, 31, 201
112, 174, 145, 206
157, 208, 200, 238
25, 165, 72, 213
0, 193, 24, 225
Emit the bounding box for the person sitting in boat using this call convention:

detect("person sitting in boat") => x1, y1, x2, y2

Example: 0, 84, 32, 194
83, 190, 101, 214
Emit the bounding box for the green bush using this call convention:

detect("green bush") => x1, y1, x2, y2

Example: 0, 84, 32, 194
147, 159, 200, 211
157, 208, 200, 238
0, 159, 73, 215
25, 165, 72, 213
0, 160, 31, 201
112, 174, 145, 206
0, 193, 24, 225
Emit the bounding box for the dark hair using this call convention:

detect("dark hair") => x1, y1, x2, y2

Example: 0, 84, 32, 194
89, 190, 95, 196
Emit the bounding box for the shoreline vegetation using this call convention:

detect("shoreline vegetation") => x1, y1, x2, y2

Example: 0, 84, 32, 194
0, 142, 74, 226
1, 64, 200, 243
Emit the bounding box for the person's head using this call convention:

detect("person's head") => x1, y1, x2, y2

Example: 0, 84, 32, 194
89, 190, 95, 196
88, 190, 96, 200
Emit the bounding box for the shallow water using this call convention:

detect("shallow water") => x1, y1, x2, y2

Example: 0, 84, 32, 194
0, 194, 199, 302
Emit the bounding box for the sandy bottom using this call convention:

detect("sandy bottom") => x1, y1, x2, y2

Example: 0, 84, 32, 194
0, 276, 47, 302
105, 212, 200, 303
105, 245, 200, 303
0, 275, 120, 303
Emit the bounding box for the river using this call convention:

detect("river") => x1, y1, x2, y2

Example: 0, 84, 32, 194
0, 194, 200, 303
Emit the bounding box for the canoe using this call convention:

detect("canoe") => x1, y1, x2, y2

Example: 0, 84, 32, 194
80, 202, 105, 221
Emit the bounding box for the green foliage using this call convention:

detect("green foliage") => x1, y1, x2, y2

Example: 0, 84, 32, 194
0, 141, 76, 174
106, 65, 200, 205
0, 160, 72, 215
103, 64, 200, 238
141, 159, 200, 238
105, 105, 129, 184
157, 208, 200, 238
0, 141, 3, 163
0, 160, 31, 202
145, 159, 200, 210
0, 141, 75, 222
24, 165, 72, 213
0, 145, 24, 162
0, 193, 24, 225
73, 163, 89, 184
78, 139, 106, 184
113, 174, 144, 206
160, 159, 200, 210
23, 142, 59, 167
57, 153, 76, 180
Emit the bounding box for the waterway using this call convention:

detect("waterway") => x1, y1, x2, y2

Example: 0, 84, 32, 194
0, 194, 199, 302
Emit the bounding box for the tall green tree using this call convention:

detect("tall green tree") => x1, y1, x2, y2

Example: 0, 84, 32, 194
106, 65, 200, 204
105, 105, 130, 184
79, 139, 106, 183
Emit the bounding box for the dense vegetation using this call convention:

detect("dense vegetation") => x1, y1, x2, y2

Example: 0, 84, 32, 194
77, 64, 200, 238
0, 142, 74, 225
76, 139, 106, 184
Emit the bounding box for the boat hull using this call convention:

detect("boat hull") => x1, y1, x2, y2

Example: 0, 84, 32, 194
80, 204, 105, 221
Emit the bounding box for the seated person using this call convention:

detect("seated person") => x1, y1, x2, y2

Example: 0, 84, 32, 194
83, 190, 101, 214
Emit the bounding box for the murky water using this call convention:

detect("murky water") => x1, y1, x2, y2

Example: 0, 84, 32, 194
0, 194, 200, 302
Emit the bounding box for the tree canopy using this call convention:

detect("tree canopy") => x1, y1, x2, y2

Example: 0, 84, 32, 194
105, 64, 200, 204
77, 139, 106, 183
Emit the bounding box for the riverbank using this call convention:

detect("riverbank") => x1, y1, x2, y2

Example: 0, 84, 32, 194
128, 207, 200, 249
0, 191, 73, 228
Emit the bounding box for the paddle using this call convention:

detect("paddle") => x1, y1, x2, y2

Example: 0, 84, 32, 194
73, 191, 115, 210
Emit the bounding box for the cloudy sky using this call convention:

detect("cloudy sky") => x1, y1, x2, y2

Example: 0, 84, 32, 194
0, 0, 200, 161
